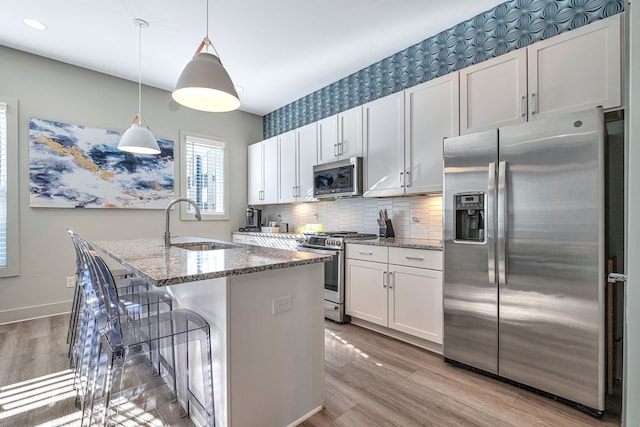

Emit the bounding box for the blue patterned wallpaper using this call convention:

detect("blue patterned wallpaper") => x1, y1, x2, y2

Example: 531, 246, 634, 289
263, 0, 624, 138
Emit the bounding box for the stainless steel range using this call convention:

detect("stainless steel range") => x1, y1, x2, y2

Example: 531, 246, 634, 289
296, 231, 377, 323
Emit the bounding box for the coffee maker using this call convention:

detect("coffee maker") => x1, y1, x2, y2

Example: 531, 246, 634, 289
240, 205, 262, 231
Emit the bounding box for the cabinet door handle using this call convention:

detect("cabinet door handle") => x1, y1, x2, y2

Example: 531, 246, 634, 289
383, 271, 387, 288
388, 271, 393, 289
359, 251, 374, 255
530, 93, 537, 116
400, 172, 404, 188
405, 171, 410, 188
293, 186, 296, 198
334, 143, 338, 157
521, 95, 527, 118
405, 256, 424, 261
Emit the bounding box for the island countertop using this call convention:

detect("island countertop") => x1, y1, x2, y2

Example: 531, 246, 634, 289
92, 236, 331, 287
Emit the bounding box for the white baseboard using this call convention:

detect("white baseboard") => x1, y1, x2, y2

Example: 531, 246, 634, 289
287, 405, 323, 427
350, 318, 443, 355
0, 300, 71, 325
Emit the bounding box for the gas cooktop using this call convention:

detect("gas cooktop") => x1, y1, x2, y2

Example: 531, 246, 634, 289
297, 231, 378, 249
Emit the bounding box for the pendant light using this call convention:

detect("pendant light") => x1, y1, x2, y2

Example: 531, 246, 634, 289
172, 0, 240, 112
118, 19, 160, 155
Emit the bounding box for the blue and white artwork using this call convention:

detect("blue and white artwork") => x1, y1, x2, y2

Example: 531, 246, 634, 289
29, 118, 174, 209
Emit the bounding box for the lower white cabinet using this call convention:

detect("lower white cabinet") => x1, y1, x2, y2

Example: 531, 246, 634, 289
346, 259, 388, 325
388, 264, 442, 343
346, 244, 443, 344
232, 233, 247, 244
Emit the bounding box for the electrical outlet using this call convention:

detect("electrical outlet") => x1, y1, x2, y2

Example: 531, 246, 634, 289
65, 276, 76, 288
272, 295, 292, 315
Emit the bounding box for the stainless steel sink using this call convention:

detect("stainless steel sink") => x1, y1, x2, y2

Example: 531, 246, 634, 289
172, 242, 240, 251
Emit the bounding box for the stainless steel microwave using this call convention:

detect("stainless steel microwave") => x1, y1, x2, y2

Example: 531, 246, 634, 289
313, 157, 363, 199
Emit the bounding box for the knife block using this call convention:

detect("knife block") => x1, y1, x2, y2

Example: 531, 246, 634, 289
378, 219, 395, 238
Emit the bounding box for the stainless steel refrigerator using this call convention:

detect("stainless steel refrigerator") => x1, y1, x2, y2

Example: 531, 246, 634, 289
443, 108, 605, 414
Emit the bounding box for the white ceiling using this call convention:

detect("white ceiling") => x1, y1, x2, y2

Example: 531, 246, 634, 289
0, 0, 505, 116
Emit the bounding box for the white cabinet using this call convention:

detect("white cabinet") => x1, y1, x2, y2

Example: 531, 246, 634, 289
247, 137, 278, 205
404, 73, 459, 194
388, 263, 442, 343
364, 73, 458, 197
363, 92, 405, 197
278, 123, 317, 203
247, 142, 263, 205
346, 258, 389, 325
346, 244, 443, 344
460, 49, 528, 134
527, 13, 622, 120
460, 13, 622, 134
231, 233, 247, 244
277, 130, 297, 203
317, 106, 363, 164
297, 123, 317, 201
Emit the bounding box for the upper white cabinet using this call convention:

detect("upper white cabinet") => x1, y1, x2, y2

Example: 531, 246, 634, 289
461, 13, 622, 134
364, 72, 458, 197
460, 49, 528, 134
278, 123, 317, 203
527, 13, 622, 120
317, 106, 363, 164
363, 92, 405, 198
277, 130, 297, 204
247, 137, 278, 205
404, 73, 459, 194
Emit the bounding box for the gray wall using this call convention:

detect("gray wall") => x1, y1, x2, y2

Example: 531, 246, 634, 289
0, 45, 263, 324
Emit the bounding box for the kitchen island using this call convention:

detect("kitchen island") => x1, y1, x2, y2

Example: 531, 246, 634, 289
93, 236, 331, 427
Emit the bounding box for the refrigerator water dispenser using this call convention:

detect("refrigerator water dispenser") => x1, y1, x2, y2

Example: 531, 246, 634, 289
454, 193, 485, 242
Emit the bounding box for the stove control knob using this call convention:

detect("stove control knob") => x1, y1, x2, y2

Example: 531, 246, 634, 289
296, 236, 309, 245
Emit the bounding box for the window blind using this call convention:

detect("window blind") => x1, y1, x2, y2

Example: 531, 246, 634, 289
184, 136, 225, 215
0, 102, 8, 267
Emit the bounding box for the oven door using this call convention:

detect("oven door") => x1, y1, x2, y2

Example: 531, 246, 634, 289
296, 246, 342, 302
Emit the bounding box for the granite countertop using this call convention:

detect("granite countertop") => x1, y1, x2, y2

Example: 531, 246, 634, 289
92, 236, 331, 287
344, 237, 443, 251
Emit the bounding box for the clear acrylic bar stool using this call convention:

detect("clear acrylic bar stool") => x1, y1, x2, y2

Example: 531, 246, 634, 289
75, 237, 215, 426
66, 229, 174, 369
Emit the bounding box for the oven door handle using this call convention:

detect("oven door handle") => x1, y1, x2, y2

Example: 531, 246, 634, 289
296, 246, 340, 256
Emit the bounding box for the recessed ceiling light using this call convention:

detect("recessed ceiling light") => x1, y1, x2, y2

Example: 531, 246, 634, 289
234, 86, 244, 93
23, 18, 47, 31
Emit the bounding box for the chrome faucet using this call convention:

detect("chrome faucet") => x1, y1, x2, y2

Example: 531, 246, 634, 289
164, 197, 202, 247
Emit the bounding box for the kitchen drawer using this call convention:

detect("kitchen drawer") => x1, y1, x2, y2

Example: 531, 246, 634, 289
346, 244, 388, 263
389, 247, 442, 271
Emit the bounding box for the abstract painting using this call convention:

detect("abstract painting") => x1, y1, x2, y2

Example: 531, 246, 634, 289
29, 118, 174, 209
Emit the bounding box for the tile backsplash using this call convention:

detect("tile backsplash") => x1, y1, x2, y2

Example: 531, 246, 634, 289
259, 195, 442, 241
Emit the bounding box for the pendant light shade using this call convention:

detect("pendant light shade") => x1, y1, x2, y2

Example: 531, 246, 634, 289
118, 19, 160, 155
172, 51, 240, 112
172, 0, 240, 113
119, 119, 161, 155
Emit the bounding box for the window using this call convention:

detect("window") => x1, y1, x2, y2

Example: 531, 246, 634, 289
180, 131, 229, 220
0, 96, 19, 277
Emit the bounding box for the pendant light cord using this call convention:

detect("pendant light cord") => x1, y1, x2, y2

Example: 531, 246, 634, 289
138, 20, 142, 124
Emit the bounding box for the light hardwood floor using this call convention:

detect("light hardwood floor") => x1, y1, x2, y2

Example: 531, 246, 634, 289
0, 314, 621, 426
304, 321, 621, 427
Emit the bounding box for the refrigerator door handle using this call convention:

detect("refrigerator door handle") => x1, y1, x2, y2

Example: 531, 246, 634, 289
487, 162, 496, 285
498, 160, 507, 286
